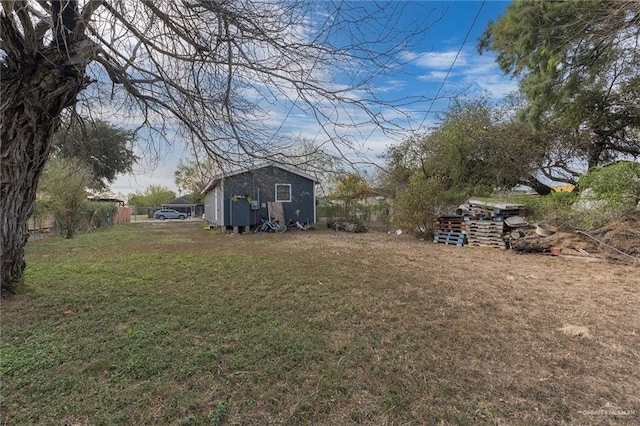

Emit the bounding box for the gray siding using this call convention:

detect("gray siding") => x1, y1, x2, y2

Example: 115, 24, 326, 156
210, 166, 316, 227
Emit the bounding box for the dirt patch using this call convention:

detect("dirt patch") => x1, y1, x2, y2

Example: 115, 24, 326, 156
558, 324, 592, 339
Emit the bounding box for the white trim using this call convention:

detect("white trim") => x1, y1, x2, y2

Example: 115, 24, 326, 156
275, 183, 292, 202
313, 181, 317, 223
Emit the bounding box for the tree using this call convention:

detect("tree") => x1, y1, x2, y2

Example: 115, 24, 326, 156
37, 157, 93, 239
174, 157, 221, 202
329, 173, 372, 221
578, 161, 640, 213
381, 96, 561, 235
52, 119, 138, 190
393, 174, 452, 238
479, 0, 640, 173
1, 1, 439, 294
382, 97, 550, 197
128, 186, 176, 211
282, 139, 339, 197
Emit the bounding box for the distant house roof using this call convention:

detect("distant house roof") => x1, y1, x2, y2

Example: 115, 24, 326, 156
203, 163, 320, 194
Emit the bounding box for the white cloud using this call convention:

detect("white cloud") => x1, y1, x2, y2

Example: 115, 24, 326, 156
417, 70, 450, 82
410, 50, 469, 69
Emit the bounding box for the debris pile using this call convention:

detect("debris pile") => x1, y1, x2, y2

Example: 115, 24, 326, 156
576, 211, 640, 264
434, 200, 526, 248
328, 221, 367, 233
433, 199, 639, 264
507, 212, 640, 264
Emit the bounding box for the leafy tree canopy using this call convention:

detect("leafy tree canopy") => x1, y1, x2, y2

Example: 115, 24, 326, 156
52, 119, 138, 190
479, 0, 640, 170
128, 186, 176, 210
382, 96, 551, 196
578, 160, 640, 210
174, 158, 221, 201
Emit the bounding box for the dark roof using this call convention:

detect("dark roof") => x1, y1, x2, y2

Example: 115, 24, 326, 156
203, 163, 319, 194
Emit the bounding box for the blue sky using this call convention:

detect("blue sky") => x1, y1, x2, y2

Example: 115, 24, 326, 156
111, 0, 515, 198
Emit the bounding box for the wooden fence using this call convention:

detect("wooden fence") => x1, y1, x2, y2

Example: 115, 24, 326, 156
28, 205, 130, 231
113, 206, 130, 224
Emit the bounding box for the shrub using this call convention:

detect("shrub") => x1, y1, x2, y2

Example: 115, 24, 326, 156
392, 175, 463, 238
84, 202, 118, 230
577, 161, 640, 211
511, 191, 579, 226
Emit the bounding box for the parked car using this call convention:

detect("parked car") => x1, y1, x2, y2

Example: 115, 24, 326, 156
154, 209, 187, 220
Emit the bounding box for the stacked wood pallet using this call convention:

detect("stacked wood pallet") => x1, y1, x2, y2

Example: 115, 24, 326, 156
466, 220, 506, 248
434, 216, 467, 247
465, 199, 525, 221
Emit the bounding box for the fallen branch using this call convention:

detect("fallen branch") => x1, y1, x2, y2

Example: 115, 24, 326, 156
576, 230, 637, 260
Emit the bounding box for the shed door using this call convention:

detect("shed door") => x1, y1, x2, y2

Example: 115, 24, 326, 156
229, 197, 251, 226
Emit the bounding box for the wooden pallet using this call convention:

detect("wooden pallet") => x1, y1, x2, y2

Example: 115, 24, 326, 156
468, 228, 502, 235
434, 239, 467, 245
434, 240, 465, 247
434, 236, 466, 244
435, 229, 466, 236
468, 237, 504, 244
434, 238, 466, 244
436, 223, 467, 230
436, 215, 466, 231
467, 220, 504, 228
433, 229, 466, 246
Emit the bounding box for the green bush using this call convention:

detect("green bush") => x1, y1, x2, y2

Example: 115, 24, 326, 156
392, 175, 463, 237
511, 191, 579, 226
578, 161, 640, 211
509, 162, 640, 229
84, 202, 118, 230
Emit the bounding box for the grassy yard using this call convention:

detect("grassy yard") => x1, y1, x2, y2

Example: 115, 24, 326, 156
2, 222, 639, 425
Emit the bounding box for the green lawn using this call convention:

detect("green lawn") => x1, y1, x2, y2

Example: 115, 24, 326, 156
2, 222, 639, 424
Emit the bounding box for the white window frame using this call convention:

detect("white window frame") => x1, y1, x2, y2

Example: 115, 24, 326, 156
275, 183, 292, 202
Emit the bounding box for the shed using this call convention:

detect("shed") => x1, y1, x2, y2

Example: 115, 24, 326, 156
202, 164, 319, 232
162, 197, 204, 218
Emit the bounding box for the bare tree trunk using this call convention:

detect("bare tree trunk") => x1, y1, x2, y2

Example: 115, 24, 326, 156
523, 177, 553, 196
1, 52, 86, 296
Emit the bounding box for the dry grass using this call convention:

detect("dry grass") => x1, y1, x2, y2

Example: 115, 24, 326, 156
2, 222, 639, 425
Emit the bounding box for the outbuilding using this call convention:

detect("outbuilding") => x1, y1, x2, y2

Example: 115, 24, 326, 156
202, 164, 319, 233
161, 197, 204, 218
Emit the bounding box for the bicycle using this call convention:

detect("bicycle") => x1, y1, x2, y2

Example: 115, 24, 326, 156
254, 218, 287, 233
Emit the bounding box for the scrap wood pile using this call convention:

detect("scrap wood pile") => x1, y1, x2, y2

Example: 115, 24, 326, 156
505, 211, 640, 264
463, 199, 526, 221
327, 221, 367, 233
508, 225, 597, 256
432, 199, 640, 264
434, 200, 526, 248
577, 211, 640, 264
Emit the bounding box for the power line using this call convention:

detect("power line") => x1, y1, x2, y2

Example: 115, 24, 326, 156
419, 0, 486, 130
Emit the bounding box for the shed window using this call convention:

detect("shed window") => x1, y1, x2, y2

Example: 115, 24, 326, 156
275, 184, 292, 202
